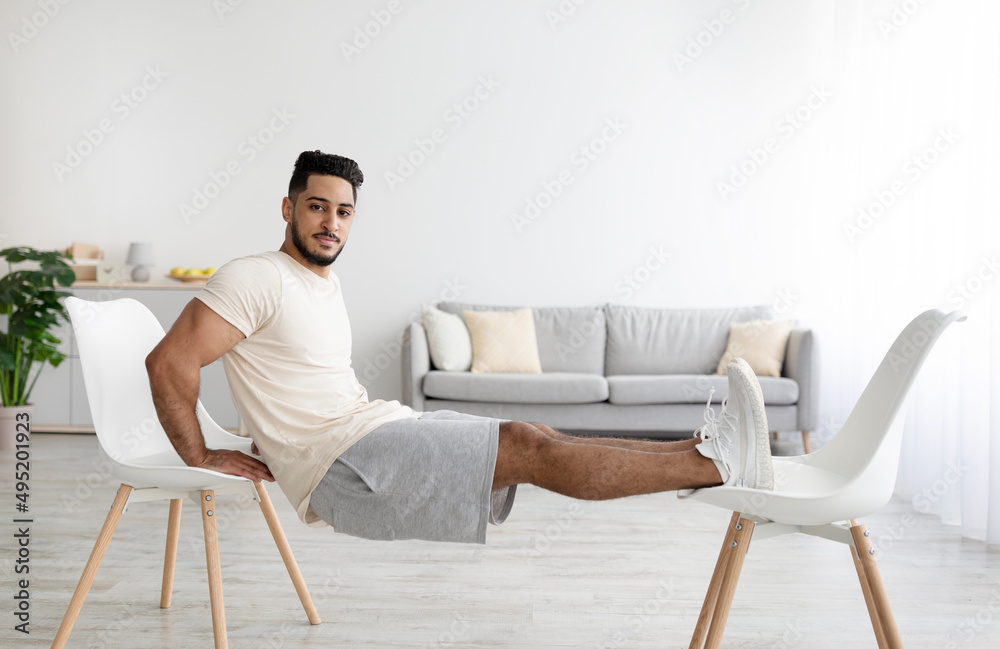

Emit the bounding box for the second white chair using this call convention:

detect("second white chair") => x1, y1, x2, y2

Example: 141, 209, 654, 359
684, 308, 965, 649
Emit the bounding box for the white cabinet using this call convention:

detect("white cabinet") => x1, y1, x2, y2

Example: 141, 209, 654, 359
31, 282, 240, 432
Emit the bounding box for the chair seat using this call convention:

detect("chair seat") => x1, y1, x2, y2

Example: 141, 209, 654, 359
114, 452, 253, 491
682, 458, 879, 526
125, 450, 189, 468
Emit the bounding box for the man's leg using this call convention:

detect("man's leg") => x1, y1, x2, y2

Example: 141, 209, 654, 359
492, 421, 722, 499
527, 421, 700, 454
496, 359, 774, 498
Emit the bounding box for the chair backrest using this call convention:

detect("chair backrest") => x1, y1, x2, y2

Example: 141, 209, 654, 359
808, 309, 965, 502
66, 297, 227, 463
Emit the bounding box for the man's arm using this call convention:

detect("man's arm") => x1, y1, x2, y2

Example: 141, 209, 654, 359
145, 298, 274, 482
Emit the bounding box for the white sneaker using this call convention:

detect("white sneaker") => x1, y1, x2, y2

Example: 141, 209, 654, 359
726, 357, 774, 490
677, 388, 739, 496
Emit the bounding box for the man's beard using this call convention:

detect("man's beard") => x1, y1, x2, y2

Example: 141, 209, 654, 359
290, 214, 344, 267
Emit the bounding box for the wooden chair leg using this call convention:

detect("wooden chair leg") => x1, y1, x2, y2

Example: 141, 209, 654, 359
254, 481, 322, 624
850, 520, 903, 649
703, 517, 756, 649
161, 498, 183, 608
51, 484, 133, 649
850, 520, 889, 648
201, 490, 228, 649
689, 512, 741, 649
801, 430, 812, 454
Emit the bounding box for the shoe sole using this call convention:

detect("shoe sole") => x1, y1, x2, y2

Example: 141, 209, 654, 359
728, 358, 773, 490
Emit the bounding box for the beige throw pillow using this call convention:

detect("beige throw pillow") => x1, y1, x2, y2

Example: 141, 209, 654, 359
463, 308, 543, 374
421, 304, 473, 371
715, 319, 794, 377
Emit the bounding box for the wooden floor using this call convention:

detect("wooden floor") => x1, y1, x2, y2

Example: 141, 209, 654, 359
3, 433, 998, 648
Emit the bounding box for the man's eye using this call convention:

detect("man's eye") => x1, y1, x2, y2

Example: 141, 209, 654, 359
311, 204, 323, 211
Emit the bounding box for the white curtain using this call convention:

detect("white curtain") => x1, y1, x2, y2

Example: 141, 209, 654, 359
827, 1, 1000, 543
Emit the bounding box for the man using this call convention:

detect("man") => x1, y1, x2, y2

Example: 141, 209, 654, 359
146, 150, 773, 544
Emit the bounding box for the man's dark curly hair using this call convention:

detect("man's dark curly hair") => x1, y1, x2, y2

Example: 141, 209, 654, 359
288, 150, 364, 205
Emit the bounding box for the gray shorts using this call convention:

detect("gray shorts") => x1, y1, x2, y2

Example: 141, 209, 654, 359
308, 410, 516, 544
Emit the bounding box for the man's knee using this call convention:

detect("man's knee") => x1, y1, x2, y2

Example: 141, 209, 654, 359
499, 421, 552, 456
527, 421, 564, 439
495, 421, 552, 489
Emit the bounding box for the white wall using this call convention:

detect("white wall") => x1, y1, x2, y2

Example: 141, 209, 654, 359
2, 0, 993, 428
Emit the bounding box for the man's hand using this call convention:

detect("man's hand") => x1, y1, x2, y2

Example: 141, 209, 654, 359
196, 449, 274, 483
147, 299, 252, 479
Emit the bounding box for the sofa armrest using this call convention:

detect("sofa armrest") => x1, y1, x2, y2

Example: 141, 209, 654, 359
783, 328, 819, 432
401, 321, 429, 411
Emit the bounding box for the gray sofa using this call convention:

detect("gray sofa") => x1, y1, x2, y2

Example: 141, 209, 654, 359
401, 303, 818, 449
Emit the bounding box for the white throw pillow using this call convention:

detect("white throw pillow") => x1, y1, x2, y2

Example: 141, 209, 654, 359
421, 304, 473, 371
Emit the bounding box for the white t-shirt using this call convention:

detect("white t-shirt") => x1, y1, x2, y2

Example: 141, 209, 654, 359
195, 250, 419, 526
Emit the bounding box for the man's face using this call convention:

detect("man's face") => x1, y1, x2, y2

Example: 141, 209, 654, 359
281, 174, 355, 274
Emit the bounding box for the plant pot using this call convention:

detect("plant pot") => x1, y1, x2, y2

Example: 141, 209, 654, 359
0, 404, 33, 451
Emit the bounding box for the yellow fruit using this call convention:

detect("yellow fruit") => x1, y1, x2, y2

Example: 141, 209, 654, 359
183, 268, 202, 276
170, 267, 187, 276
204, 267, 217, 275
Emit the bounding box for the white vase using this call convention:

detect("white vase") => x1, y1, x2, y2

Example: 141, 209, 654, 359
0, 404, 33, 451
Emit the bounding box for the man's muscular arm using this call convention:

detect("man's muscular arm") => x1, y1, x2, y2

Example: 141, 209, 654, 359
146, 299, 274, 482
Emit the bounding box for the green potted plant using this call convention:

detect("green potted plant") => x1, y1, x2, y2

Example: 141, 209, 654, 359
0, 246, 75, 448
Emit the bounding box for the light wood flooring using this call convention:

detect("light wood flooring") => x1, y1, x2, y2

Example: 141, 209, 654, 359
2, 433, 999, 648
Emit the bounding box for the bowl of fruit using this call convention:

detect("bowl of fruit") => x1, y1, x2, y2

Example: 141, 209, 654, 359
167, 267, 217, 282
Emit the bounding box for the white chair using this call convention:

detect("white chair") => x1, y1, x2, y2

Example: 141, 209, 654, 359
51, 297, 320, 649
684, 309, 965, 649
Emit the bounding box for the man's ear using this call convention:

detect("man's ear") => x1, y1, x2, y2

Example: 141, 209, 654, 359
281, 196, 293, 223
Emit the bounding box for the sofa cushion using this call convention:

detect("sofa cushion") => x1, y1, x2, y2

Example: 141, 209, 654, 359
421, 303, 473, 371
437, 302, 605, 374
604, 305, 770, 375
463, 308, 543, 374
423, 371, 609, 404
715, 319, 794, 377
606, 374, 800, 405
